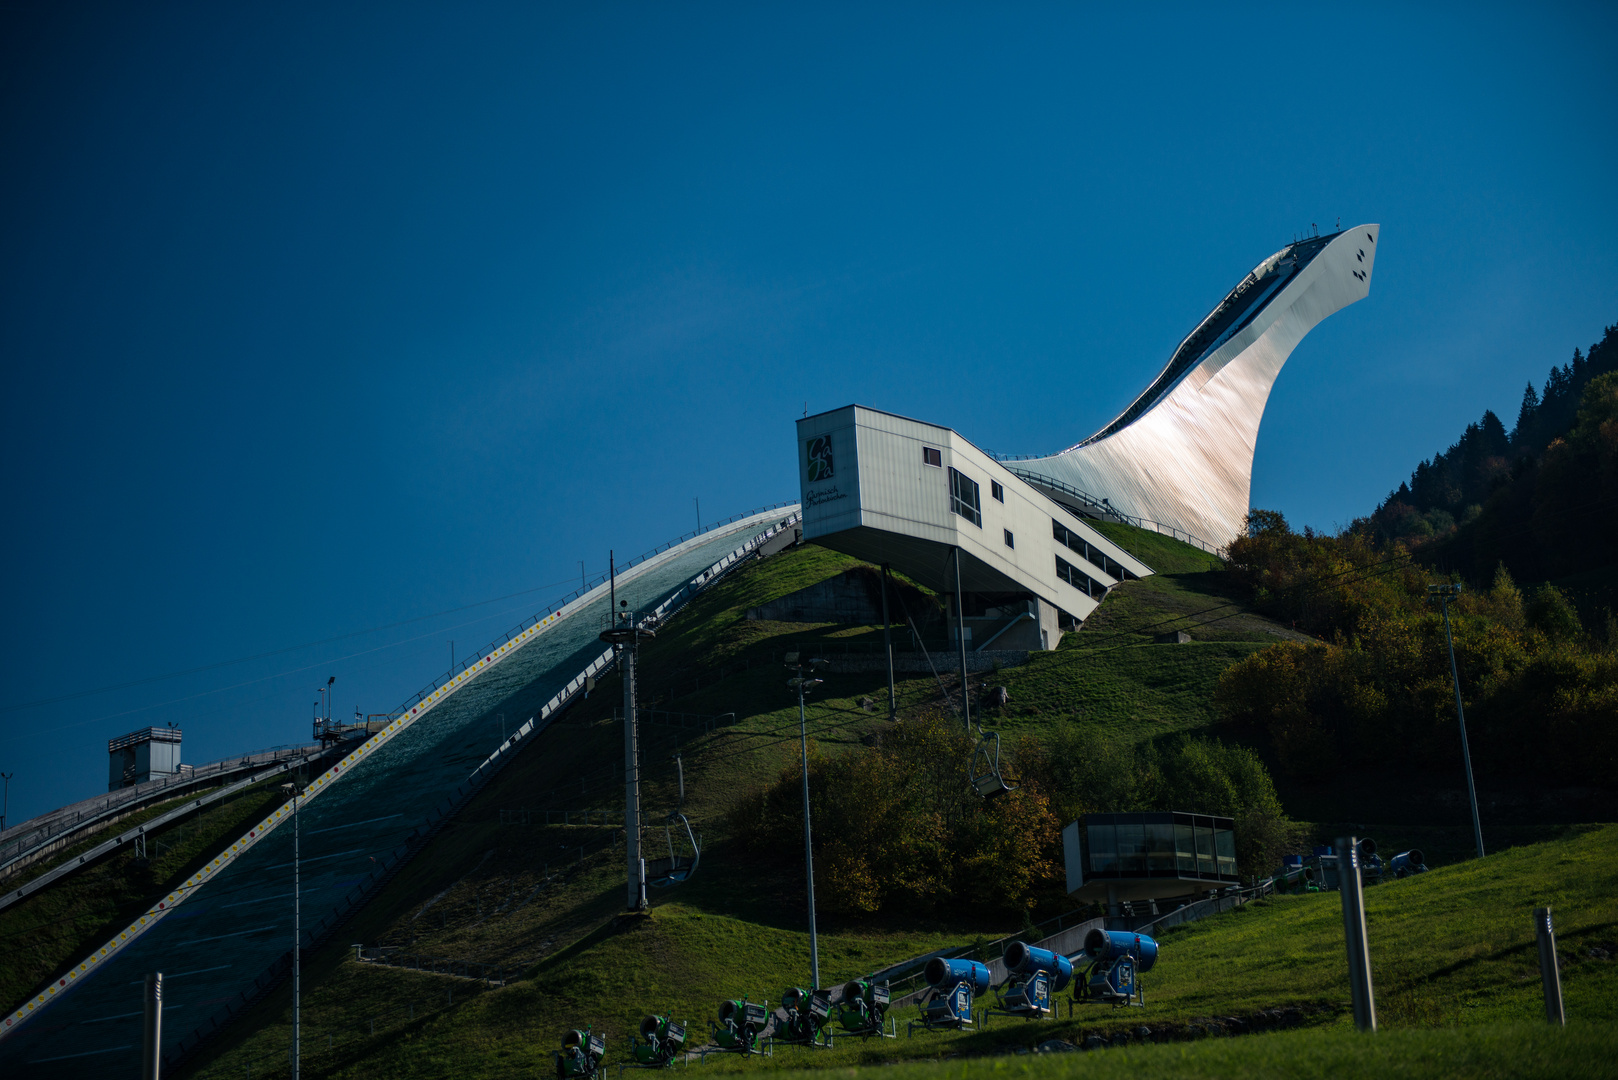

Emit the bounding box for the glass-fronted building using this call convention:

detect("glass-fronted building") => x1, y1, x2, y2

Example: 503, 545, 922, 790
1062, 812, 1242, 903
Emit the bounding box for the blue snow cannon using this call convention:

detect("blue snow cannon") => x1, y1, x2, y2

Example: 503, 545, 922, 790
924, 957, 992, 995
911, 958, 991, 1035
1002, 941, 1074, 992
1388, 849, 1427, 878
1074, 928, 1157, 1007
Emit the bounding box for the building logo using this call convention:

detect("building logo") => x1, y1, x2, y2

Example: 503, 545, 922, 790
806, 435, 834, 482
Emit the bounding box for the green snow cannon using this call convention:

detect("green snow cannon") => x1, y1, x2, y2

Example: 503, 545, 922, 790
835, 979, 891, 1037
711, 997, 769, 1054
629, 1014, 686, 1068
777, 986, 833, 1046
556, 1027, 606, 1080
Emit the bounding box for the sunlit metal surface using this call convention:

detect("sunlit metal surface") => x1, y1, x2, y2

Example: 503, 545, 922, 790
1021, 225, 1379, 547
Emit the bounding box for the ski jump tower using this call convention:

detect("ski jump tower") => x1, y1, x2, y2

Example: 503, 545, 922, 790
1013, 225, 1381, 547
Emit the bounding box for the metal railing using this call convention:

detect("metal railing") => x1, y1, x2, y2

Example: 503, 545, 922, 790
0, 744, 320, 872
385, 502, 799, 722
1006, 469, 1225, 556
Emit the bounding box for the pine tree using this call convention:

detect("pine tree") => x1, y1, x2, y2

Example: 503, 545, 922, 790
1513, 381, 1539, 445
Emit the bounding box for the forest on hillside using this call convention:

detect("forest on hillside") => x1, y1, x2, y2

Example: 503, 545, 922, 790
1361, 322, 1618, 586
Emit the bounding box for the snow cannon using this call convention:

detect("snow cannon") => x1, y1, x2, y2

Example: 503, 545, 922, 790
1074, 928, 1158, 1008
835, 979, 892, 1037
1389, 850, 1428, 878
777, 987, 833, 1046
710, 997, 769, 1055
990, 941, 1072, 1020
1003, 941, 1074, 991
556, 1027, 606, 1080
1082, 928, 1158, 972
911, 958, 992, 1034
925, 957, 992, 995
628, 1014, 686, 1068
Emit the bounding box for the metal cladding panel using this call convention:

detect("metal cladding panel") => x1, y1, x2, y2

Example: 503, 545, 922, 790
797, 407, 861, 539
796, 406, 1150, 619
1025, 226, 1379, 548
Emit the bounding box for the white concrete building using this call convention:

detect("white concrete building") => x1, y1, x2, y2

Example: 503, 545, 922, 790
796, 405, 1151, 650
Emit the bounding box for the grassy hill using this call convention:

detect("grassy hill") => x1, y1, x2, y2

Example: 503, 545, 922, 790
0, 775, 295, 1020
46, 523, 1586, 1079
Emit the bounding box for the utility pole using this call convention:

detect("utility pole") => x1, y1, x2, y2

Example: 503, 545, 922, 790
1430, 584, 1484, 860
787, 654, 828, 989
600, 551, 655, 912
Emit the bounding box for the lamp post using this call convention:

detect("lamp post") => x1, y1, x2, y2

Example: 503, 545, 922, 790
1430, 584, 1484, 860
786, 653, 828, 990
286, 779, 304, 1080
0, 772, 12, 833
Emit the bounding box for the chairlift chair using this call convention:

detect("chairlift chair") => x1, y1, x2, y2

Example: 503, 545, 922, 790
646, 752, 701, 888
969, 727, 1017, 800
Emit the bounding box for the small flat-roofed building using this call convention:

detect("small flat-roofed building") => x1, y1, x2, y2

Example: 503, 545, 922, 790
107, 726, 183, 791
1063, 811, 1241, 906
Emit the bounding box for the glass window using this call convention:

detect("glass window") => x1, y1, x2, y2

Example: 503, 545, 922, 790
1147, 824, 1177, 872
949, 467, 982, 527
1197, 826, 1217, 876
1175, 824, 1196, 873
991, 480, 1004, 502
1087, 823, 1117, 873
1003, 529, 1014, 549
1056, 556, 1100, 597
1216, 829, 1237, 878
923, 447, 942, 467
1116, 824, 1146, 873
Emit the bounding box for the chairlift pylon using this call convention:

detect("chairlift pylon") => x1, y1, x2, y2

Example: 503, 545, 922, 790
969, 726, 1017, 800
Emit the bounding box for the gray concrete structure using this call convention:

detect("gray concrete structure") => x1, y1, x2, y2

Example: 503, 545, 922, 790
1016, 225, 1380, 547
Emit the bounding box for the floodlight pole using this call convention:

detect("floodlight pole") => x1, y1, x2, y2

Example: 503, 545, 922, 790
788, 658, 826, 989
292, 782, 301, 1080
953, 547, 970, 727
880, 564, 896, 720
1431, 585, 1484, 860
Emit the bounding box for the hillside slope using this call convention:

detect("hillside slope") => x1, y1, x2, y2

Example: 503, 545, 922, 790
172, 527, 1329, 1078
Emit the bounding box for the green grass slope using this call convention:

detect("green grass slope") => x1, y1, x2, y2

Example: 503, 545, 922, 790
0, 776, 293, 1018
184, 821, 1618, 1078
173, 527, 1612, 1080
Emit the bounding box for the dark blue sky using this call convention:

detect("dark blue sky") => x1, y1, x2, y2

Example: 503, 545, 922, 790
3, 3, 1615, 824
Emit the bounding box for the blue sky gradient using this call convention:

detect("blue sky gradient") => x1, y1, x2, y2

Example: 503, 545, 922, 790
2, 2, 1615, 823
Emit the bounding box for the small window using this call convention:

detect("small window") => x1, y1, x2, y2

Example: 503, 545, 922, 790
991, 480, 1004, 503
923, 447, 942, 467
949, 467, 982, 527
1003, 529, 1014, 549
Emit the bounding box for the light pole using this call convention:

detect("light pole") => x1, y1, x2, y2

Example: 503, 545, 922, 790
786, 653, 828, 990
1, 772, 12, 832
287, 779, 304, 1080
1430, 584, 1484, 860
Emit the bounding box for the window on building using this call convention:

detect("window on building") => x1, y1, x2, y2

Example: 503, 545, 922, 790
923, 446, 942, 467
1003, 529, 1014, 549
1055, 556, 1104, 596
991, 480, 1004, 502
949, 467, 982, 527
1052, 519, 1136, 582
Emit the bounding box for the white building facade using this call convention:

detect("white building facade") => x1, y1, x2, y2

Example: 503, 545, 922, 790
796, 405, 1151, 650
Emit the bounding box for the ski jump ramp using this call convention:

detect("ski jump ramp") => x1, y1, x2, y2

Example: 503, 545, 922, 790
0, 508, 798, 1077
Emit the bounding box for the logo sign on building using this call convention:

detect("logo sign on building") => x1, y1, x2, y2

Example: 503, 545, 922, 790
806, 435, 834, 482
